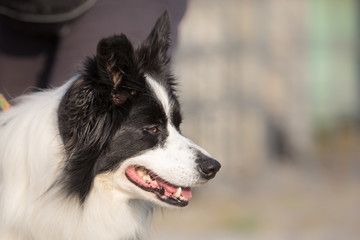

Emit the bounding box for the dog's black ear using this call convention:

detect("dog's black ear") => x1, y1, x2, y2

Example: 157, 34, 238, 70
145, 10, 171, 61
96, 34, 139, 105
96, 34, 134, 80
137, 11, 171, 73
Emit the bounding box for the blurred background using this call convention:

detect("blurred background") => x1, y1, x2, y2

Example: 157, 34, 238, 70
150, 0, 360, 239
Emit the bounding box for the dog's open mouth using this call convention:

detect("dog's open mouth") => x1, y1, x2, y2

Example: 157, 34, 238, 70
125, 166, 192, 207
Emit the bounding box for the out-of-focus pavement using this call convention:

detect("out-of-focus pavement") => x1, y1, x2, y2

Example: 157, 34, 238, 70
150, 0, 360, 239
150, 166, 360, 239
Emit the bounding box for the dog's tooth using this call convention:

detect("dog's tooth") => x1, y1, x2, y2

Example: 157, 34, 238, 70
136, 168, 146, 177
173, 187, 182, 198
180, 196, 186, 201
144, 174, 152, 182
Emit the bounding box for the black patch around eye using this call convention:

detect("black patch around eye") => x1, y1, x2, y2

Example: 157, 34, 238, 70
94, 128, 158, 173
94, 124, 168, 174
92, 97, 169, 174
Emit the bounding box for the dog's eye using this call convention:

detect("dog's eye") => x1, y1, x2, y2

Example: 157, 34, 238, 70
144, 126, 160, 134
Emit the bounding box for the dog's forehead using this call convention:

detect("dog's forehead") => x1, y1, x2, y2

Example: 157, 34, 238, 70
145, 75, 172, 118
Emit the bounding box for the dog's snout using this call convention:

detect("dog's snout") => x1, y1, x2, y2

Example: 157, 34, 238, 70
196, 153, 221, 180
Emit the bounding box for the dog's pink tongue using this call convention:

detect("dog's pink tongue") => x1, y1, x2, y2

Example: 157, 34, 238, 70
161, 182, 177, 193
181, 187, 192, 199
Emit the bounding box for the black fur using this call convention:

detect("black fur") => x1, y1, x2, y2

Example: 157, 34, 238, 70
136, 10, 171, 75
57, 11, 181, 202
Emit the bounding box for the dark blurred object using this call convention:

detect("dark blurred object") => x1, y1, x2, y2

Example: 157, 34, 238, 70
0, 0, 187, 100
0, 0, 96, 36
0, 0, 97, 93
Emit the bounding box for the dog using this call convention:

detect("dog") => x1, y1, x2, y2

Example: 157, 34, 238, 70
0, 11, 221, 240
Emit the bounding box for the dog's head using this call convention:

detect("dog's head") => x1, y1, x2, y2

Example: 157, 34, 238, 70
57, 11, 220, 207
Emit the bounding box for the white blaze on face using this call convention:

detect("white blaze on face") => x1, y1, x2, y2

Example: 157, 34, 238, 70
146, 75, 172, 118
139, 75, 212, 186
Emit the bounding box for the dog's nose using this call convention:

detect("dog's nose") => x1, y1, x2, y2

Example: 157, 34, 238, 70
197, 153, 221, 180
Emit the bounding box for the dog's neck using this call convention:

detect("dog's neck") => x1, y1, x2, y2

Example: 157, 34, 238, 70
33, 186, 153, 240
79, 174, 154, 239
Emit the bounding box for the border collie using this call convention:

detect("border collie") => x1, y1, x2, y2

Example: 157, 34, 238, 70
0, 11, 220, 240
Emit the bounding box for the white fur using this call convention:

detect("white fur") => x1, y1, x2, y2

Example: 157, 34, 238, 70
146, 75, 172, 117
